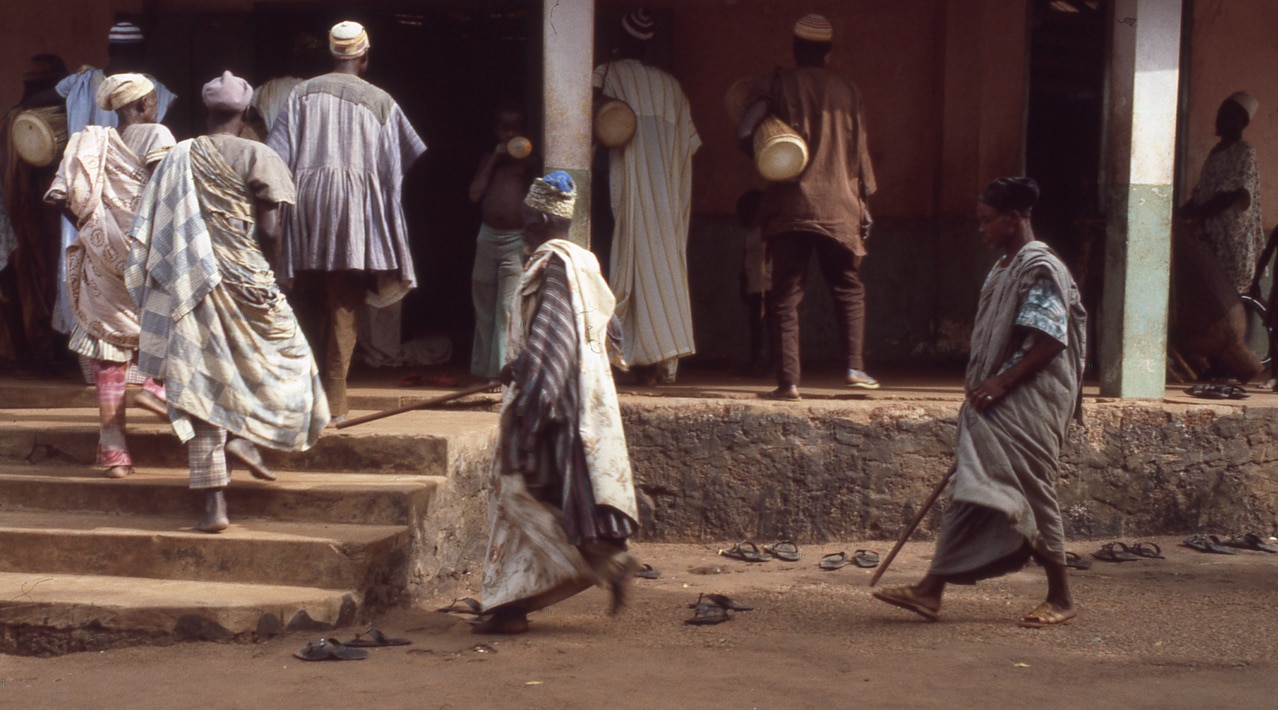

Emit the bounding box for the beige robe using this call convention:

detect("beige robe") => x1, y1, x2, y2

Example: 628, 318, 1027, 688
45, 124, 174, 351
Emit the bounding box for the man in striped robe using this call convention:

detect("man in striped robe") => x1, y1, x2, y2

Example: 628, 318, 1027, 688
594, 9, 700, 385
475, 172, 639, 635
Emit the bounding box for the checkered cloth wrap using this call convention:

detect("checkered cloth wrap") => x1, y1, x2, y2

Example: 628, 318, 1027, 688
127, 137, 329, 448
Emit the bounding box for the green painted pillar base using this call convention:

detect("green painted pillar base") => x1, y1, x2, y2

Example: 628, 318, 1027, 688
1099, 184, 1172, 398
546, 166, 591, 248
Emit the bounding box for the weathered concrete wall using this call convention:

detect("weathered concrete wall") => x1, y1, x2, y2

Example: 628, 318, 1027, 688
620, 399, 1278, 543
688, 214, 992, 366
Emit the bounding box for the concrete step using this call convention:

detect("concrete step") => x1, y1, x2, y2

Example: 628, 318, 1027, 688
0, 407, 497, 475
0, 571, 359, 656
0, 377, 500, 412
0, 463, 442, 525
0, 510, 407, 590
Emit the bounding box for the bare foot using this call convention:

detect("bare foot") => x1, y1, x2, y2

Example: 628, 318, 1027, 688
105, 465, 133, 479
471, 608, 529, 635
194, 489, 229, 533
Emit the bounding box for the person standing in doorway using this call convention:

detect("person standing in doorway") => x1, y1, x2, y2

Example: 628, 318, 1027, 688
737, 14, 878, 400
468, 105, 537, 383
268, 20, 426, 424
594, 9, 700, 385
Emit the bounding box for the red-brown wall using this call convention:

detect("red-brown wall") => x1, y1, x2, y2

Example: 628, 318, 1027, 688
1182, 0, 1278, 233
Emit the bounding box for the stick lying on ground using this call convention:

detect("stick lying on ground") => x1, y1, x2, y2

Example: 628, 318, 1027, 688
335, 381, 496, 429
869, 464, 956, 587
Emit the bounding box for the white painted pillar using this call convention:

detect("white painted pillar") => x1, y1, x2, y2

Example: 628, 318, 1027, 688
1100, 0, 1182, 397
542, 0, 594, 247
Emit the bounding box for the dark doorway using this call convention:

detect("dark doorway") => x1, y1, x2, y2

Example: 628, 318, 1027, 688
1025, 0, 1107, 368
252, 3, 538, 357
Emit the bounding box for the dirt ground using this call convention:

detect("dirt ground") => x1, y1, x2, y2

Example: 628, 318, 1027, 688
3, 537, 1277, 709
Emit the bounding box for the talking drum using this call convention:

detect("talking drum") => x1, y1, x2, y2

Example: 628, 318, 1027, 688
595, 98, 637, 148
506, 136, 533, 159
11, 107, 69, 167
753, 115, 809, 182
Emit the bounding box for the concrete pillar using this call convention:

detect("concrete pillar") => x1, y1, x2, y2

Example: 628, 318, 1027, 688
541, 0, 594, 247
1099, 0, 1182, 398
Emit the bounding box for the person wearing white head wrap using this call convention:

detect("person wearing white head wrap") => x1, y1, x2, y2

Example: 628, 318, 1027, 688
95, 72, 153, 111
52, 22, 177, 344
474, 171, 638, 635
594, 8, 700, 385
1178, 92, 1264, 297
126, 71, 325, 532
43, 60, 176, 479
267, 19, 425, 421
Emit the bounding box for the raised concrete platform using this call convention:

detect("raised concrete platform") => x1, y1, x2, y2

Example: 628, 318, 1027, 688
2, 370, 1276, 655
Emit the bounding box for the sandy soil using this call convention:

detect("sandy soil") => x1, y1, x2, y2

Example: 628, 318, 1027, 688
3, 537, 1277, 709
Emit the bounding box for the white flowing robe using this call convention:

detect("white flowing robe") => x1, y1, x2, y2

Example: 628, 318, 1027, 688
594, 59, 700, 367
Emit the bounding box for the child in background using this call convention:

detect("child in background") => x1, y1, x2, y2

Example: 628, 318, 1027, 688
469, 105, 538, 382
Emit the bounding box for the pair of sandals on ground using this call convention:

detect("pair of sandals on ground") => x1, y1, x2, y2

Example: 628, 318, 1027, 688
1182, 532, 1278, 554
293, 627, 411, 661
719, 540, 880, 570
1186, 383, 1251, 400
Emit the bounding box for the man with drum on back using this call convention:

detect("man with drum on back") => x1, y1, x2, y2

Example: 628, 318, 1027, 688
737, 14, 878, 401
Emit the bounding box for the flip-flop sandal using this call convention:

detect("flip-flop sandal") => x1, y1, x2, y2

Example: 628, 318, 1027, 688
763, 541, 801, 562
1091, 541, 1141, 562
819, 551, 851, 570
293, 637, 368, 661
761, 387, 801, 401
686, 593, 753, 612
436, 597, 483, 615
719, 541, 771, 563
1017, 601, 1076, 629
852, 550, 880, 568
634, 563, 661, 579
1064, 551, 1093, 570
1187, 384, 1229, 400
1181, 534, 1236, 554
684, 603, 731, 625
1131, 542, 1165, 559
345, 627, 411, 647
1219, 384, 1251, 400
1221, 533, 1278, 553
871, 586, 940, 622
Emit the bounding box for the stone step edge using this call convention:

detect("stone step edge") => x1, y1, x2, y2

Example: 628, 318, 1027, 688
0, 509, 407, 542
0, 468, 445, 526
0, 571, 361, 656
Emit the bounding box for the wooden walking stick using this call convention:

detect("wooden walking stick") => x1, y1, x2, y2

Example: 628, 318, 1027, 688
335, 381, 496, 429
869, 464, 957, 587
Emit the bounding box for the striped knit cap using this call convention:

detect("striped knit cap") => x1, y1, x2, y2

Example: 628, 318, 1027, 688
108, 22, 144, 45
623, 9, 655, 41
793, 14, 833, 43
525, 171, 577, 219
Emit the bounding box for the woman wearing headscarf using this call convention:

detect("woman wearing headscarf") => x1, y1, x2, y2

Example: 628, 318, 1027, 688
44, 73, 173, 479
873, 178, 1087, 628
